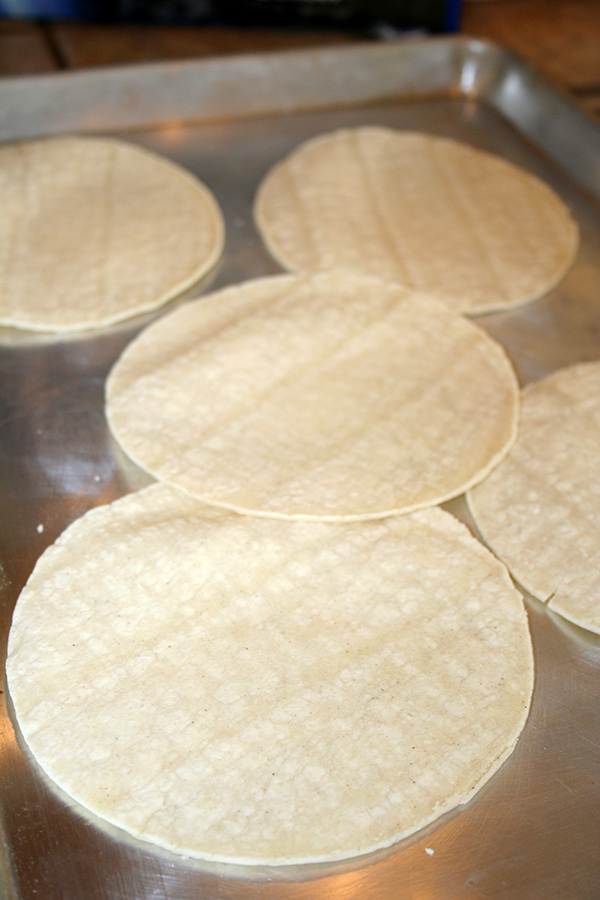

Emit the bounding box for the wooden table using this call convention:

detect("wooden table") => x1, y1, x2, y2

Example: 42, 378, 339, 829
0, 1, 599, 122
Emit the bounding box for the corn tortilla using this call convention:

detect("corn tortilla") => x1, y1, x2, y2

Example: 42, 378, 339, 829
6, 483, 534, 865
0, 135, 225, 332
105, 271, 520, 520
254, 128, 578, 315
468, 361, 600, 634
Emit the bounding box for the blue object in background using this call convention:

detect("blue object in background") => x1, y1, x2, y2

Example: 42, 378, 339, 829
0, 0, 104, 13
445, 0, 460, 31
0, 0, 81, 12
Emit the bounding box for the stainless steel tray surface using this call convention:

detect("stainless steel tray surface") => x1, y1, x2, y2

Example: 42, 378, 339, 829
0, 36, 599, 900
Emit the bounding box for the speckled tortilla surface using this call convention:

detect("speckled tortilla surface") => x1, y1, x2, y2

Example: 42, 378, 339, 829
0, 135, 225, 331
468, 361, 600, 634
105, 271, 519, 520
254, 128, 578, 314
7, 483, 533, 864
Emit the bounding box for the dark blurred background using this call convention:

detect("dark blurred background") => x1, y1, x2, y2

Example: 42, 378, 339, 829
0, 0, 460, 31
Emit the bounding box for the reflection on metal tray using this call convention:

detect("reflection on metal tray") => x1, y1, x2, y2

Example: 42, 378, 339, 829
0, 36, 599, 900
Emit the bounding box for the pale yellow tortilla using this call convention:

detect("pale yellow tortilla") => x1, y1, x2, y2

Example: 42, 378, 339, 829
6, 483, 534, 865
254, 128, 578, 315
468, 361, 600, 634
105, 271, 519, 520
0, 135, 225, 331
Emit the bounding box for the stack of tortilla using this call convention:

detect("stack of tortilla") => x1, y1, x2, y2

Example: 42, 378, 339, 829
254, 128, 578, 315
0, 135, 225, 331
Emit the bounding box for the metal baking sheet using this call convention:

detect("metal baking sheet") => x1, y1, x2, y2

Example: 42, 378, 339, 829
1, 36, 599, 900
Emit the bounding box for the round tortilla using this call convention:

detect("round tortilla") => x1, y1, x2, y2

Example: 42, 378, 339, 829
254, 128, 578, 315
0, 135, 225, 332
105, 271, 519, 520
6, 483, 534, 865
467, 361, 600, 635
